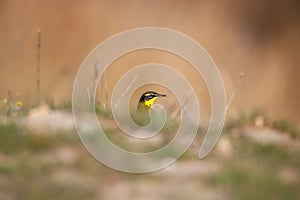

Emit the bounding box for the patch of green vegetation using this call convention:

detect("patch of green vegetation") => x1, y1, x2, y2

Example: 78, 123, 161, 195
211, 163, 300, 200
16, 176, 96, 200
163, 117, 180, 134
0, 99, 28, 116
0, 123, 24, 154
234, 134, 300, 168
226, 113, 300, 140
0, 164, 14, 175
225, 111, 273, 130
0, 123, 78, 154
273, 119, 300, 138
95, 105, 112, 117
49, 101, 72, 110
0, 104, 10, 115
209, 130, 300, 200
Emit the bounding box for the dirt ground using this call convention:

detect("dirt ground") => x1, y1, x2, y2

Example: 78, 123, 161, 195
0, 107, 300, 200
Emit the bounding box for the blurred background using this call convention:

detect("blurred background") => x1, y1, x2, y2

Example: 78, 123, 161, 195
1, 0, 300, 123
0, 0, 300, 200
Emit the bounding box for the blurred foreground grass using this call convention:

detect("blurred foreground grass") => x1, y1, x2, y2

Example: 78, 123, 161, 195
210, 135, 300, 200
0, 112, 299, 200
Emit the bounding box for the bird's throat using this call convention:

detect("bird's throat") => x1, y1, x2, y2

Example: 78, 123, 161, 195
144, 97, 158, 108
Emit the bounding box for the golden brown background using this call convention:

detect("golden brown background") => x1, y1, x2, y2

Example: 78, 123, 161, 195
1, 0, 299, 124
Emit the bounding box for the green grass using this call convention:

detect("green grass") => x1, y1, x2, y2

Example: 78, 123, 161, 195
49, 100, 72, 111
0, 164, 14, 175
0, 114, 300, 200
230, 133, 300, 168
225, 113, 300, 139
273, 119, 300, 138
0, 123, 77, 154
17, 181, 96, 200
209, 131, 300, 200
95, 104, 112, 117
9, 159, 99, 200
0, 122, 102, 200
211, 164, 300, 200
0, 123, 24, 153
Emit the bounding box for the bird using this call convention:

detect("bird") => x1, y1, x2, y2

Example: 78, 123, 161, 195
137, 91, 166, 110
135, 91, 166, 125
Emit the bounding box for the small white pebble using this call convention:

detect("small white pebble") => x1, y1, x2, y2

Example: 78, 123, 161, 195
254, 116, 265, 127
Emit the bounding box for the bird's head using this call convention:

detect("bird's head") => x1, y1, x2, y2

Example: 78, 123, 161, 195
138, 91, 166, 109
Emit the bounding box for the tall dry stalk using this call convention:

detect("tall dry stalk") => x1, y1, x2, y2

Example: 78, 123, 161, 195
103, 71, 109, 109
93, 55, 109, 110
36, 29, 41, 103
225, 72, 245, 113
89, 55, 104, 109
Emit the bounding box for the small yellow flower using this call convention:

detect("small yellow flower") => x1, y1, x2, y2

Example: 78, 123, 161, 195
15, 100, 23, 108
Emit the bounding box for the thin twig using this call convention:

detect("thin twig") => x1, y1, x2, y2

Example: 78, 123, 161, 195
8, 90, 13, 102
88, 55, 102, 108
87, 87, 91, 108
114, 76, 138, 110
103, 68, 109, 109
225, 72, 245, 113
174, 90, 194, 118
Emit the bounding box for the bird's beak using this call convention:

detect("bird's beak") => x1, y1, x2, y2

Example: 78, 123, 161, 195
158, 94, 166, 98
